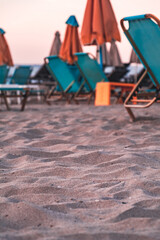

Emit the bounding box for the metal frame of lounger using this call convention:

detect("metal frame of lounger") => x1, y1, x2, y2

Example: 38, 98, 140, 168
120, 14, 160, 121
44, 56, 92, 104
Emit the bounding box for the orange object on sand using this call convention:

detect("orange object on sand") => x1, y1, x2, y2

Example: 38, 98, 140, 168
95, 82, 135, 106
81, 0, 121, 46
59, 16, 82, 65
95, 82, 111, 106
0, 28, 13, 66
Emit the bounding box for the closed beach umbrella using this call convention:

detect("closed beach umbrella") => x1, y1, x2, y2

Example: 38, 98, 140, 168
49, 31, 62, 56
81, 0, 121, 68
130, 48, 141, 64
109, 39, 123, 66
0, 28, 13, 66
129, 48, 141, 83
96, 43, 110, 66
59, 15, 82, 65
34, 31, 62, 82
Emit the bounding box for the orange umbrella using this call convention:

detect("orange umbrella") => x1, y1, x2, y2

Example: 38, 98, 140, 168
0, 28, 13, 66
81, 0, 121, 68
59, 15, 82, 65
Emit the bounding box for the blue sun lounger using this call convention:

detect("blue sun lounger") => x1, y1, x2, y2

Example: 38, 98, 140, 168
44, 55, 91, 103
74, 52, 108, 91
121, 14, 160, 121
11, 66, 32, 84
0, 66, 42, 110
10, 65, 45, 102
74, 53, 135, 105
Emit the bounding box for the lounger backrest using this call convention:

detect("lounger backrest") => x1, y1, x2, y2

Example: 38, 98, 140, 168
11, 66, 32, 84
74, 53, 108, 91
121, 15, 160, 87
0, 65, 9, 84
45, 56, 80, 93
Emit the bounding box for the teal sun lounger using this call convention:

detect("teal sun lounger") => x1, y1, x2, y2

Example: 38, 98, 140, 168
74, 52, 108, 92
120, 14, 160, 121
44, 55, 92, 104
0, 65, 9, 84
11, 66, 32, 84
0, 65, 32, 110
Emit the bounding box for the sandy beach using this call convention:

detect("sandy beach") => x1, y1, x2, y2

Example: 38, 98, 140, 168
0, 102, 160, 240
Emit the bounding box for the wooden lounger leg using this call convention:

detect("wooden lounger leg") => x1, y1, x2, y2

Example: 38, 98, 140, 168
46, 86, 57, 105
2, 91, 10, 110
125, 107, 136, 122
21, 90, 30, 111
88, 92, 94, 104
65, 94, 71, 104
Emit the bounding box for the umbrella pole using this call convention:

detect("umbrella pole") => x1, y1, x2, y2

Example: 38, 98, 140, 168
99, 45, 103, 69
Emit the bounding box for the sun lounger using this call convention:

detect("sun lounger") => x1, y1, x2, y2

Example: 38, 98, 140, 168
0, 65, 9, 84
74, 52, 135, 105
44, 55, 91, 104
74, 52, 108, 91
0, 84, 30, 111
11, 66, 32, 84
10, 65, 45, 103
121, 14, 160, 121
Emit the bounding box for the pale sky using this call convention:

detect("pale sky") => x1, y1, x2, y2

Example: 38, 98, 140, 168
1, 0, 160, 64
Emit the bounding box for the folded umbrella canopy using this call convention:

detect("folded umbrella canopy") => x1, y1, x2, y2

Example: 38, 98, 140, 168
49, 31, 62, 56
0, 28, 13, 66
130, 48, 141, 64
109, 39, 123, 66
81, 0, 121, 68
59, 15, 82, 65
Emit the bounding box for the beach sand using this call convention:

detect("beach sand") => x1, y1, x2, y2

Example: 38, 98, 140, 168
0, 102, 160, 240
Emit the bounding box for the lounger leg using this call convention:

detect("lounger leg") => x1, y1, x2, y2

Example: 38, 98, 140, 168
88, 93, 94, 104
125, 107, 136, 122
46, 86, 55, 105
21, 90, 30, 111
46, 86, 63, 105
65, 94, 71, 104
46, 86, 56, 99
2, 91, 10, 110
73, 83, 86, 104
